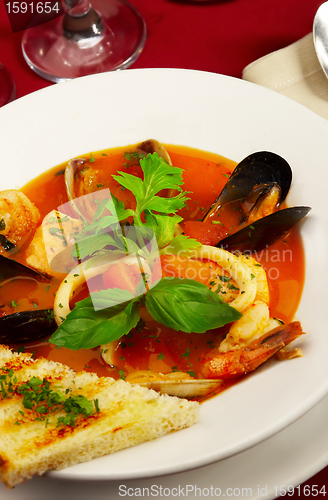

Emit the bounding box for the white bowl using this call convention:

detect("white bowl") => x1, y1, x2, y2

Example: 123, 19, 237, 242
0, 69, 327, 480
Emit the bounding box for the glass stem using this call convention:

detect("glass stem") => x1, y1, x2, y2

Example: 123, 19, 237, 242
62, 0, 104, 40
64, 0, 92, 18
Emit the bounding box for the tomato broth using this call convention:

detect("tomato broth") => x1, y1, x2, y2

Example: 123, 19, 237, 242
1, 145, 305, 384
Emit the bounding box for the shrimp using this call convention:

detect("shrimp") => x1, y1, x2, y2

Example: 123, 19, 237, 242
201, 321, 304, 379
0, 189, 40, 249
219, 301, 281, 353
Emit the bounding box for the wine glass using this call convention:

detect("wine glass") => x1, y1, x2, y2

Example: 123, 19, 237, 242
21, 0, 146, 83
0, 63, 16, 107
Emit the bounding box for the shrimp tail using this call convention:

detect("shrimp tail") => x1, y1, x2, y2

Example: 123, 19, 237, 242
201, 321, 304, 379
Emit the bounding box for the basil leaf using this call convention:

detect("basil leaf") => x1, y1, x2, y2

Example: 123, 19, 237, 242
49, 294, 140, 350
89, 288, 136, 310
145, 277, 241, 333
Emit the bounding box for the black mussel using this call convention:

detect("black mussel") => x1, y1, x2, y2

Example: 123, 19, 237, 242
0, 254, 50, 283
0, 234, 16, 252
0, 309, 56, 344
218, 206, 311, 252
0, 256, 53, 344
203, 151, 292, 222
241, 183, 281, 223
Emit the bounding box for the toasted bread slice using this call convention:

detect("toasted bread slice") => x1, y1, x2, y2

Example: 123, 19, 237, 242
0, 345, 199, 488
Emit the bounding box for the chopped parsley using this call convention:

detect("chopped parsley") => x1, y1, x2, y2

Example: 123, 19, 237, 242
181, 348, 191, 359
54, 169, 65, 176
0, 373, 100, 428
218, 275, 231, 283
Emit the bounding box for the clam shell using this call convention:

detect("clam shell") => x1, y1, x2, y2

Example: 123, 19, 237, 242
133, 379, 222, 399
137, 139, 172, 165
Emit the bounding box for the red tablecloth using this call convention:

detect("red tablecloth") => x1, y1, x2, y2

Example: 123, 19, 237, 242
0, 0, 326, 497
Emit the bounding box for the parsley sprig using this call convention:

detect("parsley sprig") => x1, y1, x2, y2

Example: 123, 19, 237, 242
113, 152, 188, 225
72, 152, 200, 263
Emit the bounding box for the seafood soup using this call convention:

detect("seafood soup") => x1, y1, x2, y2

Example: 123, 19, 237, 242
0, 142, 307, 400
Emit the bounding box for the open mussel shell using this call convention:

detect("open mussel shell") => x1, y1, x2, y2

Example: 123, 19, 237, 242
0, 254, 50, 283
203, 151, 292, 221
133, 379, 222, 399
218, 206, 311, 253
0, 309, 56, 345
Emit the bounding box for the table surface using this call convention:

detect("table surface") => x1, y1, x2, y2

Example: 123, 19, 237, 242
0, 0, 327, 497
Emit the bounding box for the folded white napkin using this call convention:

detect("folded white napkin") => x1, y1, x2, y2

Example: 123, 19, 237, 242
242, 33, 328, 120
